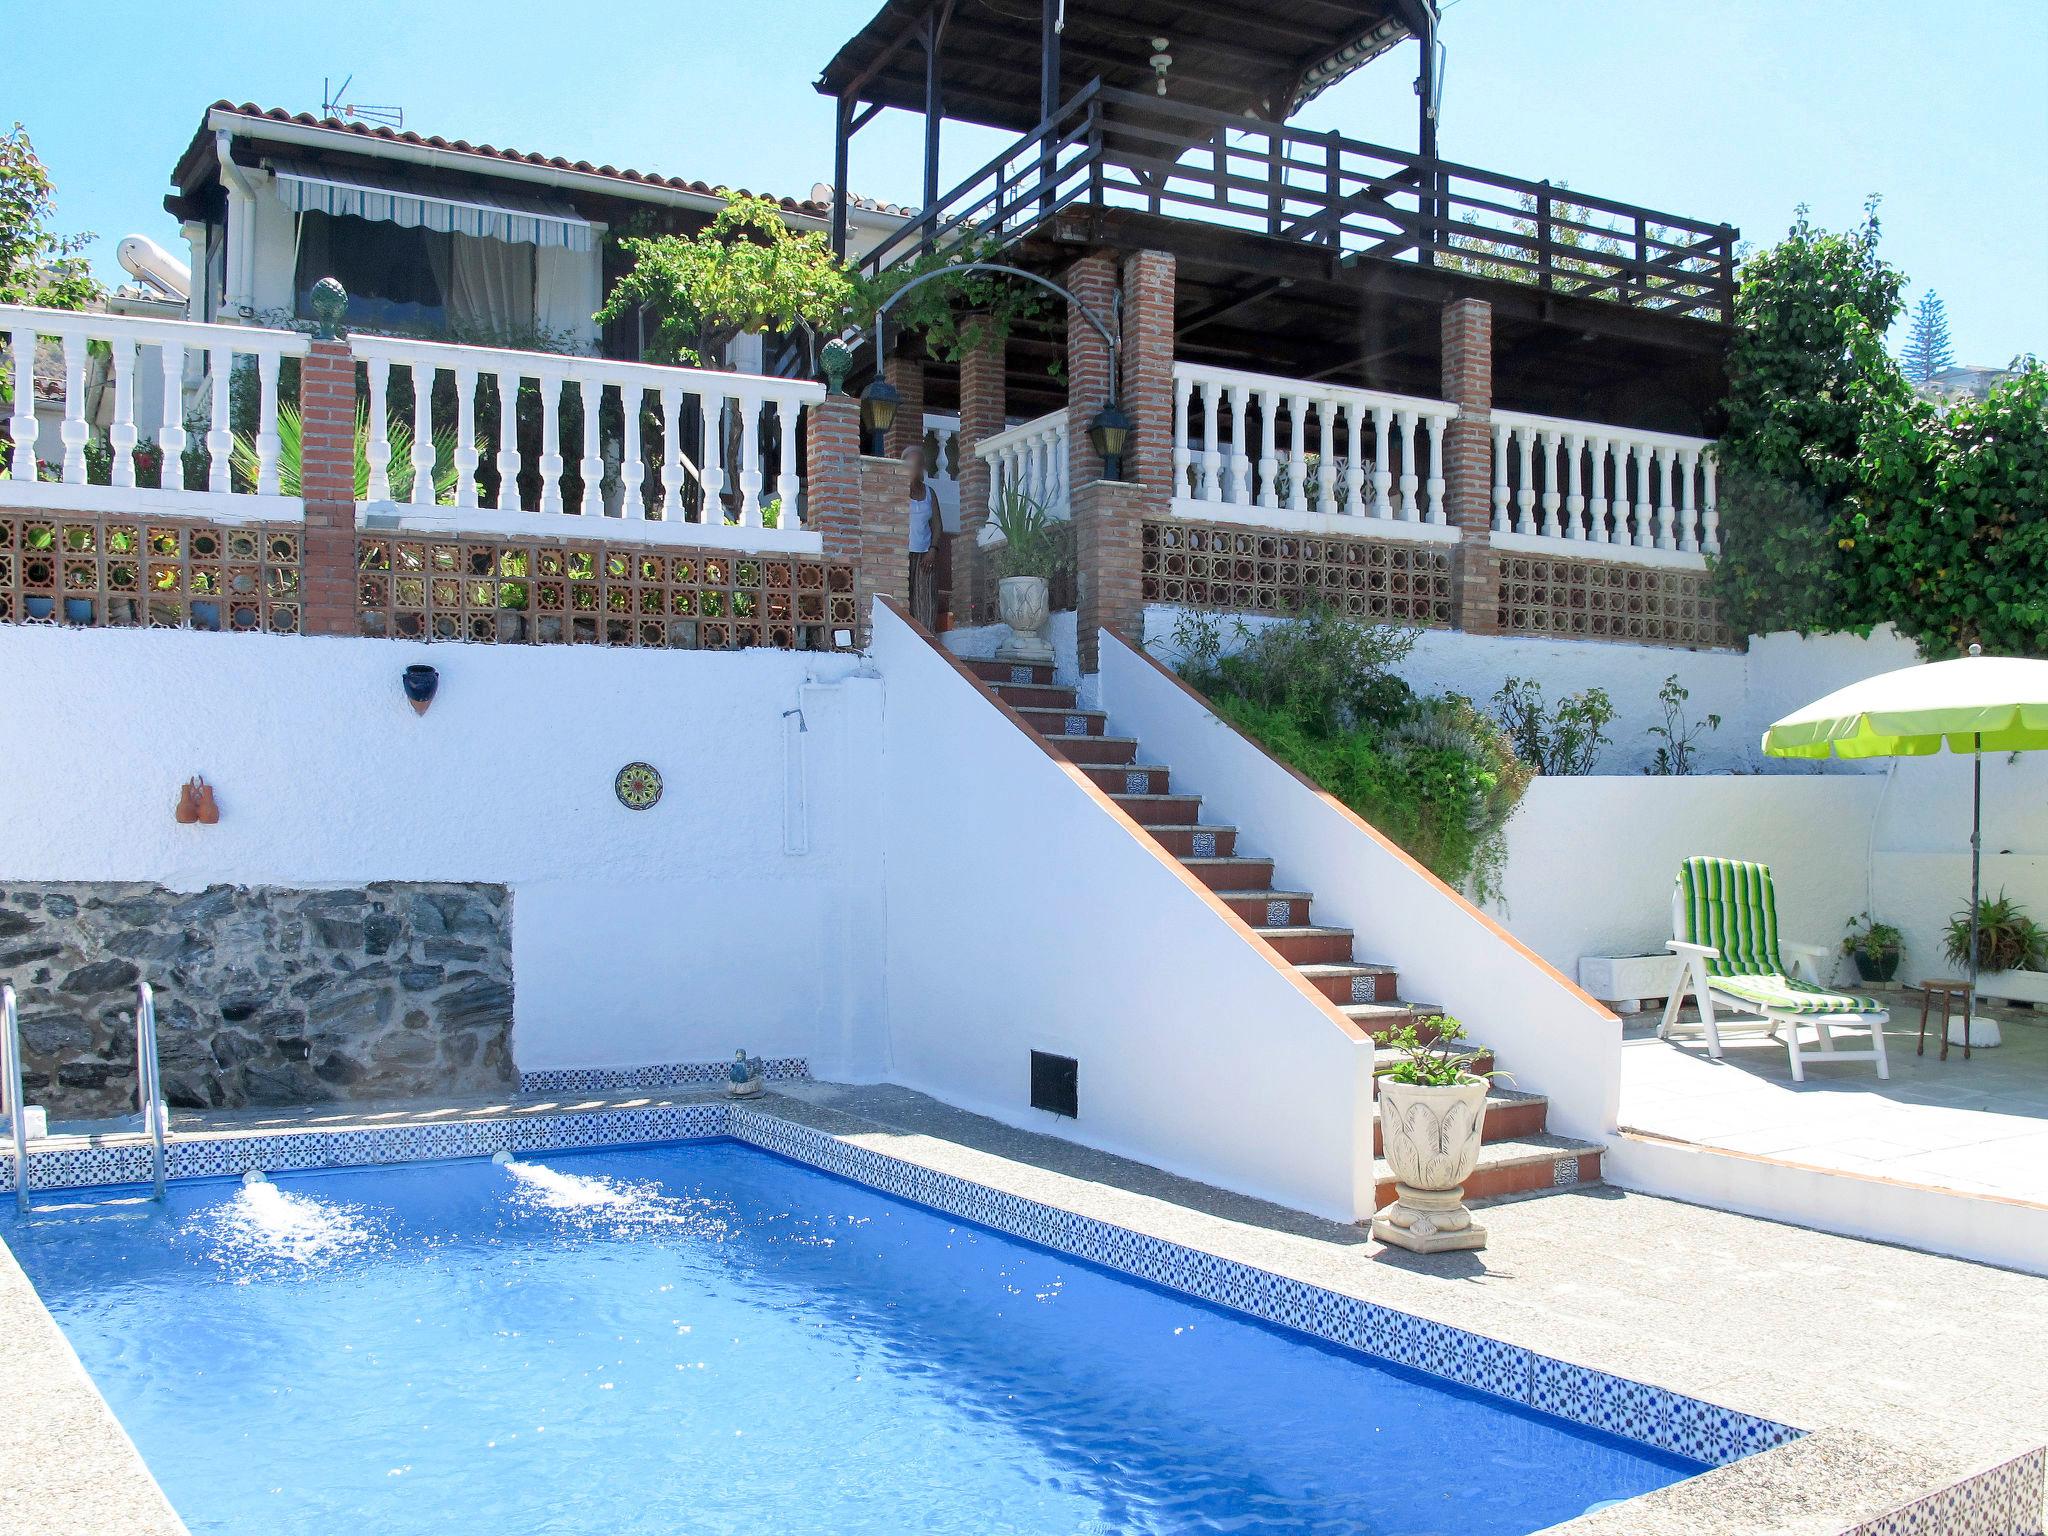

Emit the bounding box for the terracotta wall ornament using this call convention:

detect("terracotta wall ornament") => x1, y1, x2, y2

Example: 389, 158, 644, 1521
174, 777, 220, 825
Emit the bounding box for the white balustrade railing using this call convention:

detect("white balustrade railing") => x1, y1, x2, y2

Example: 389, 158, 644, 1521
921, 412, 960, 490
1490, 409, 1718, 558
976, 408, 1069, 519
1172, 362, 1459, 534
348, 335, 825, 549
1, 304, 307, 518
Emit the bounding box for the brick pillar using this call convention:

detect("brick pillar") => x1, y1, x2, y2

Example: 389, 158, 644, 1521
880, 350, 925, 460
297, 336, 358, 637
1441, 297, 1500, 635
854, 454, 912, 643
807, 392, 862, 568
954, 337, 1006, 627
1118, 249, 1176, 502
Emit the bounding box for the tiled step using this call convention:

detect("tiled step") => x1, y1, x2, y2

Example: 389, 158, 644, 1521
1048, 735, 1140, 767
1372, 1133, 1603, 1209
1259, 925, 1359, 964
1217, 889, 1313, 927
1295, 962, 1400, 1005
1371, 1087, 1551, 1158
1088, 763, 1171, 796
1343, 1000, 1446, 1041
964, 659, 1055, 686
1142, 823, 1240, 859
1178, 855, 1276, 892
1112, 792, 1204, 824
1013, 706, 1107, 737
991, 682, 1079, 710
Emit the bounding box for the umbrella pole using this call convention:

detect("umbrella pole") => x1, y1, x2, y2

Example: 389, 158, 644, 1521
1967, 732, 1982, 1046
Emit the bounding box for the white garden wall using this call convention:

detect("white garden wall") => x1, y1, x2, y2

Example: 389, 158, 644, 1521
873, 603, 1380, 1222
0, 625, 887, 1080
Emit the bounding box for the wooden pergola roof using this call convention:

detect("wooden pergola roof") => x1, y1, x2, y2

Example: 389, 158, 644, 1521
816, 0, 1429, 133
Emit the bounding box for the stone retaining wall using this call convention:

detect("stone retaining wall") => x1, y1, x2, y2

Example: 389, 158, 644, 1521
0, 882, 514, 1119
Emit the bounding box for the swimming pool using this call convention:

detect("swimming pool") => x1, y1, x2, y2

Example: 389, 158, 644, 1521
3, 1139, 1706, 1534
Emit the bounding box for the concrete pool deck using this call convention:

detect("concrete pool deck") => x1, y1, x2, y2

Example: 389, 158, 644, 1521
3, 1080, 2043, 1535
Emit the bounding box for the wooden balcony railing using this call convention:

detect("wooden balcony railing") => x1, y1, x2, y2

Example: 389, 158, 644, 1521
863, 83, 1736, 325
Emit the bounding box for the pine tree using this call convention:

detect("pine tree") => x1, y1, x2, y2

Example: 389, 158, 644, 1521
1901, 290, 1955, 384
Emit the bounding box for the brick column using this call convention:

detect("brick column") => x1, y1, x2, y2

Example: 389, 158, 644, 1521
880, 350, 925, 460
297, 336, 358, 637
806, 391, 862, 568
954, 337, 1006, 627
854, 454, 912, 643
1441, 297, 1500, 635
1118, 249, 1176, 502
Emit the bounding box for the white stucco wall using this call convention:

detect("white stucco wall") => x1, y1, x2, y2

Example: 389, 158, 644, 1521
0, 625, 886, 1080
874, 604, 1379, 1222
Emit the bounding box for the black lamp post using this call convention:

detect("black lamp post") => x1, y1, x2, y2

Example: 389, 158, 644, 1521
860, 377, 901, 457
1087, 403, 1134, 482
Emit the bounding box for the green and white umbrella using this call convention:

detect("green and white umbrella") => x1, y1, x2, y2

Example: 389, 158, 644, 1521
1763, 647, 2048, 1035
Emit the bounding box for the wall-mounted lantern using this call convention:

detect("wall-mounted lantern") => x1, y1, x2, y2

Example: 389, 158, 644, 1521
1088, 402, 1134, 481
859, 377, 902, 456
402, 663, 440, 716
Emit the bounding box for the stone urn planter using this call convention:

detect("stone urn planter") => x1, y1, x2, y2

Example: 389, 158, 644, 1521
1371, 1075, 1489, 1253
995, 574, 1054, 665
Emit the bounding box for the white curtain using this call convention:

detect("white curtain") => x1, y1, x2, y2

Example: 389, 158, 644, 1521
448, 235, 535, 339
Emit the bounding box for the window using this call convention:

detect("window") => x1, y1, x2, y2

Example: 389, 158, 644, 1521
294, 211, 449, 332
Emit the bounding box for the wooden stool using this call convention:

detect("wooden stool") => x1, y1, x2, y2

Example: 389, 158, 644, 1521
1912, 979, 1975, 1061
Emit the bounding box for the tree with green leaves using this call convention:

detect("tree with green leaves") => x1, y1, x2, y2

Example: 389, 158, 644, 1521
0, 122, 100, 310
1899, 290, 1955, 384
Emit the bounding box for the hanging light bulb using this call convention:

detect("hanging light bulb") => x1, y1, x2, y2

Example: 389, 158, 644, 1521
1150, 38, 1173, 96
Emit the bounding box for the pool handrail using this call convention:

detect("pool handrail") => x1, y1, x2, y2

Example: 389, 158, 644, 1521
3, 984, 25, 1211
137, 981, 168, 1200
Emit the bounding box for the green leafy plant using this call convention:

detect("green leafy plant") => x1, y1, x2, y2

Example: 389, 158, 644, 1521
0, 122, 100, 312
1376, 1017, 1501, 1087
1644, 675, 1720, 775
1842, 912, 1905, 982
1944, 891, 2047, 974
231, 401, 458, 503
1491, 677, 1615, 775
852, 233, 1053, 369
987, 487, 1061, 581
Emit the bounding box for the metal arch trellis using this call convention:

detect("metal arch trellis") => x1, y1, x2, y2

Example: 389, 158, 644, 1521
869, 261, 1123, 404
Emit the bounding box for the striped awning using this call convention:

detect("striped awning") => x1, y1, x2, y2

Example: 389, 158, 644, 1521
270, 163, 596, 252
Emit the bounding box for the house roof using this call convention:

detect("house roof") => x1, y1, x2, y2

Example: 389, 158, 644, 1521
816, 0, 1429, 134
171, 102, 838, 222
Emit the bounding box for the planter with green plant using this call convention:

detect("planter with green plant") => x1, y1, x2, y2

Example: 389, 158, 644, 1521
1371, 1017, 1500, 1254
985, 486, 1059, 664
1841, 912, 1904, 984
1945, 891, 2047, 977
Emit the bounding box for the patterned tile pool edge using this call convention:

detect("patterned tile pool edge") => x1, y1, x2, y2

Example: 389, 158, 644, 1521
4, 1099, 1798, 1474
1840, 1448, 2047, 1536
518, 1058, 809, 1094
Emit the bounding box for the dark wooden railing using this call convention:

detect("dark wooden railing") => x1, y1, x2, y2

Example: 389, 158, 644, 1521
862, 83, 1736, 324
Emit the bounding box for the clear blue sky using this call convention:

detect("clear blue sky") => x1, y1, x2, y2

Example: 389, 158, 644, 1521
17, 0, 2046, 365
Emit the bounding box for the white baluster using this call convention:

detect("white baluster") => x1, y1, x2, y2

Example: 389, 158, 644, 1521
1053, 424, 1068, 514
1200, 382, 1221, 504
8, 327, 40, 481
205, 345, 232, 495
776, 399, 802, 530
1491, 422, 1510, 532
577, 378, 604, 519
1396, 409, 1419, 522
1677, 447, 1700, 552
452, 366, 480, 509
1257, 388, 1279, 509
620, 384, 644, 520
1561, 433, 1583, 539
699, 396, 726, 518
1538, 430, 1562, 538
1286, 394, 1307, 513
255, 349, 282, 497
1371, 405, 1393, 519
108, 336, 138, 489
1227, 385, 1252, 508
60, 332, 87, 483
1512, 424, 1536, 535
1337, 401, 1361, 517
410, 365, 437, 509
1586, 437, 1610, 542
1632, 443, 1652, 547
734, 392, 763, 523
1423, 411, 1447, 525
659, 383, 686, 520
365, 357, 393, 504
1653, 445, 1675, 550
1173, 370, 1193, 502
1314, 395, 1336, 515
1609, 443, 1632, 545
495, 370, 524, 511
158, 340, 186, 491
1701, 450, 1720, 555
537, 374, 564, 515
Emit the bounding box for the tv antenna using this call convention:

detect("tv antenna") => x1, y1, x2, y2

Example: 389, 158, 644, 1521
321, 76, 404, 129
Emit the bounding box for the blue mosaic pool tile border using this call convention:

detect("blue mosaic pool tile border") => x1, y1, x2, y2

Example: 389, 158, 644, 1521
1841, 1447, 2046, 1536
720, 1107, 1802, 1472
518, 1058, 809, 1094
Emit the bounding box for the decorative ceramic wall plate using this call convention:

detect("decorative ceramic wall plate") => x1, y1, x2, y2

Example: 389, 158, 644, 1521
614, 761, 663, 810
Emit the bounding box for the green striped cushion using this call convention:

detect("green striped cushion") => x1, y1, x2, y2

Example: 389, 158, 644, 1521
1707, 973, 1884, 1016
1676, 857, 1787, 978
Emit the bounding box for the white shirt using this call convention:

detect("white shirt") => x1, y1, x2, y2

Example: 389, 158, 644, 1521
907, 488, 936, 554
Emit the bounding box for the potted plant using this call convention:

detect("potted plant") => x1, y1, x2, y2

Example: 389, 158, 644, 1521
1841, 912, 1904, 983
1944, 891, 2047, 975
984, 486, 1058, 665
1370, 1017, 1500, 1254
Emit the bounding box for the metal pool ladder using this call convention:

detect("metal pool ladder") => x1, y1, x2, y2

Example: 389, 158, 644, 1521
136, 982, 169, 1200
3, 985, 26, 1211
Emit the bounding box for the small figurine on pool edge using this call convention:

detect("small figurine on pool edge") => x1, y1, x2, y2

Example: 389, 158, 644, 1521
727, 1050, 764, 1098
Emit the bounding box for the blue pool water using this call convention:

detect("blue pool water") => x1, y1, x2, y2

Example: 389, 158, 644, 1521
2, 1142, 1702, 1534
